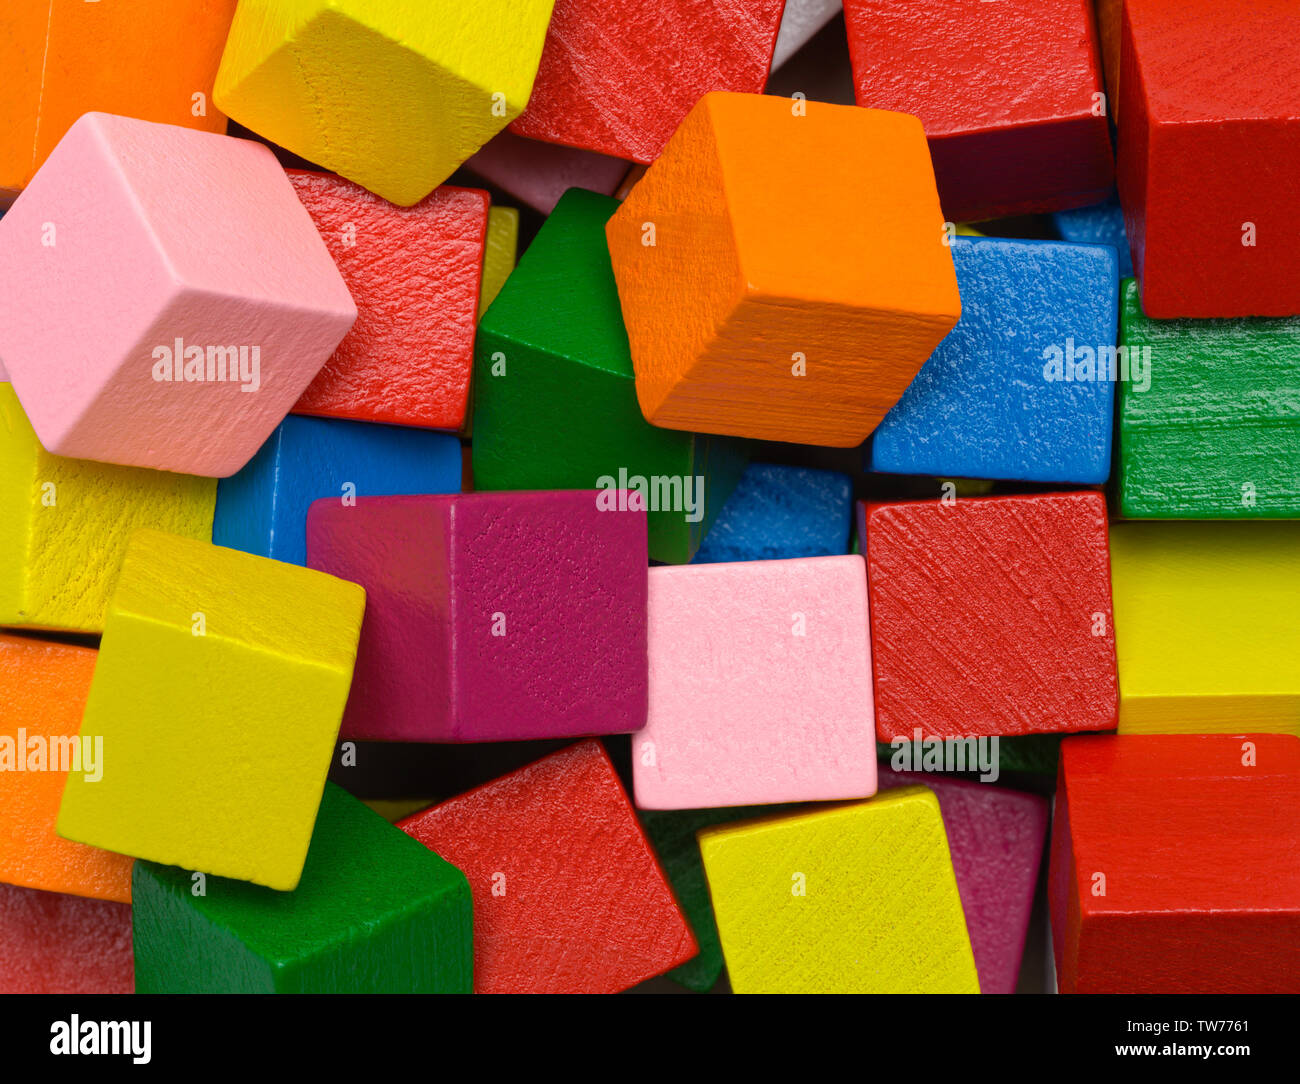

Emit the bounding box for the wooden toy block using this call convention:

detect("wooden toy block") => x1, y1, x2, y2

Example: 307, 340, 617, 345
306, 491, 648, 743
0, 384, 216, 633
1096, 0, 1123, 118
842, 0, 1113, 223
771, 0, 844, 70
398, 741, 698, 993
0, 0, 236, 205
698, 789, 980, 992
862, 493, 1118, 739
472, 188, 747, 565
876, 766, 1049, 994
0, 113, 356, 477
363, 799, 437, 825
605, 93, 961, 448
0, 635, 133, 903
1109, 522, 1300, 735
56, 530, 365, 891
692, 463, 853, 565
869, 237, 1118, 483
214, 0, 557, 206
1050, 733, 1300, 993
287, 172, 489, 431
510, 0, 784, 163
0, 882, 132, 994
212, 414, 462, 568
634, 556, 876, 809
478, 207, 519, 320
132, 783, 472, 993
465, 130, 629, 215
1118, 278, 1300, 518
1052, 194, 1133, 278
1117, 1, 1300, 317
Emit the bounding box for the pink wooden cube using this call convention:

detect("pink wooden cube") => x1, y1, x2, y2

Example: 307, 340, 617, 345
0, 112, 356, 477
633, 556, 877, 809
306, 491, 648, 742
464, 130, 629, 215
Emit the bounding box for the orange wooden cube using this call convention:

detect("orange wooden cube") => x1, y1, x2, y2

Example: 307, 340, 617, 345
605, 92, 960, 448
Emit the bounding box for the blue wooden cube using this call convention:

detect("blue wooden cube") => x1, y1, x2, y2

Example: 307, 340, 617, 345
1051, 195, 1132, 279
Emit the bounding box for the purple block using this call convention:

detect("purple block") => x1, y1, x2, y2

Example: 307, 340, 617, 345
876, 765, 1049, 994
306, 491, 648, 743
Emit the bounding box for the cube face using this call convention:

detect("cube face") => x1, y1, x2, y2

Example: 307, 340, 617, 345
843, 0, 1113, 222
698, 791, 980, 993
1050, 734, 1300, 993
478, 205, 519, 319
1052, 195, 1133, 279
871, 238, 1118, 483
634, 556, 877, 809
288, 173, 489, 429
1110, 522, 1300, 735
1118, 278, 1300, 518
133, 784, 472, 994
0, 882, 133, 994
399, 741, 697, 993
607, 94, 960, 447
465, 130, 629, 216
864, 493, 1118, 739
510, 0, 784, 163
56, 531, 365, 891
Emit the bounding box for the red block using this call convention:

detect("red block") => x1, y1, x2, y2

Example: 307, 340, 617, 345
0, 882, 133, 994
1117, 0, 1300, 317
288, 172, 489, 429
862, 492, 1117, 739
509, 0, 785, 164
842, 0, 1113, 222
398, 741, 697, 993
1049, 733, 1300, 993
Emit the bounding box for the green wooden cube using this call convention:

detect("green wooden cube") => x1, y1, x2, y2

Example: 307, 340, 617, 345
132, 784, 472, 993
1119, 277, 1300, 518
472, 187, 747, 564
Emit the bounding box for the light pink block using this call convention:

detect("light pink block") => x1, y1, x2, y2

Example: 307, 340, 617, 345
633, 555, 877, 809
465, 130, 630, 215
0, 113, 356, 477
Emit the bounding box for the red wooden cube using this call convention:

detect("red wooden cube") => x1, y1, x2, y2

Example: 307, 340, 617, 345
0, 882, 133, 994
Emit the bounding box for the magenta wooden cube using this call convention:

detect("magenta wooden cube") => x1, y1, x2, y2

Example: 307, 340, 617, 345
307, 491, 648, 742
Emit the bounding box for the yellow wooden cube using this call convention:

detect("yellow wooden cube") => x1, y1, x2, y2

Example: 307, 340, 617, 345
0, 383, 215, 633
57, 529, 365, 891
1110, 522, 1300, 735
478, 205, 519, 319
214, 0, 556, 206
698, 788, 980, 993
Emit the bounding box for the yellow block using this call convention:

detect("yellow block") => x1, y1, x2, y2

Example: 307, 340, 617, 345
478, 205, 519, 319
698, 788, 980, 993
214, 0, 556, 206
362, 798, 435, 824
57, 530, 366, 891
1110, 522, 1300, 735
0, 384, 215, 633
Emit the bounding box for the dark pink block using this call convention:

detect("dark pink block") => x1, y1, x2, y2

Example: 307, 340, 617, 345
876, 766, 1048, 994
0, 882, 134, 994
307, 491, 648, 742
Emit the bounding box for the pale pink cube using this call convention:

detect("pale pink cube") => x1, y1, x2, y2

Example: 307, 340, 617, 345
634, 555, 877, 809
0, 113, 356, 477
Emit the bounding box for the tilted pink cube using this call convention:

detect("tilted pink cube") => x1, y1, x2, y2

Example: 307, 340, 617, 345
634, 556, 877, 809
306, 491, 649, 743
0, 113, 356, 477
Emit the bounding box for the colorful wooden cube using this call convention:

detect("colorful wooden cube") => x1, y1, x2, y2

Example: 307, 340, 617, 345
306, 491, 648, 743
214, 0, 557, 206
0, 882, 133, 994
1052, 194, 1133, 279
1050, 733, 1300, 993
870, 237, 1118, 483
212, 415, 462, 568
473, 188, 746, 564
56, 530, 365, 891
863, 493, 1118, 739
0, 112, 356, 476
634, 556, 876, 809
399, 741, 697, 993
478, 206, 520, 319
606, 93, 960, 448
465, 130, 629, 215
843, 0, 1113, 222
698, 789, 980, 992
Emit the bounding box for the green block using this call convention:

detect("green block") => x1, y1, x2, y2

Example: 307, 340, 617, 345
472, 187, 747, 564
1119, 277, 1300, 518
132, 784, 473, 993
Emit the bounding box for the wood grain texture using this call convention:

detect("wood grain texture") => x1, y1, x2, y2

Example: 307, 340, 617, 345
0, 882, 132, 994
1049, 733, 1300, 993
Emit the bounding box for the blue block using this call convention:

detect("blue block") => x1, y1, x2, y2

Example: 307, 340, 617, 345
1051, 195, 1132, 279
868, 237, 1118, 484
692, 463, 853, 564
213, 415, 462, 566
